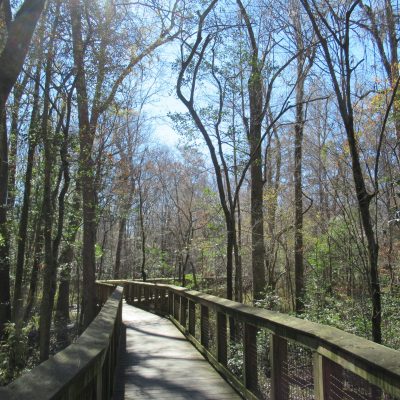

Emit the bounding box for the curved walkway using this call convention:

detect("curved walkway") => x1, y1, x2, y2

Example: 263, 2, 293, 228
113, 304, 241, 400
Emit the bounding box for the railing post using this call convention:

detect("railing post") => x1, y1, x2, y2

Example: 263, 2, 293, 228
102, 348, 110, 398
244, 323, 258, 393
168, 290, 173, 316
201, 305, 209, 349
96, 367, 103, 400
314, 352, 324, 400
144, 286, 149, 306
131, 284, 135, 303
126, 283, 131, 304
216, 312, 227, 365
130, 283, 134, 304
154, 288, 160, 312
270, 334, 288, 400
160, 288, 166, 314
137, 285, 142, 305
313, 353, 343, 400
180, 296, 188, 328
174, 294, 180, 320
188, 300, 196, 336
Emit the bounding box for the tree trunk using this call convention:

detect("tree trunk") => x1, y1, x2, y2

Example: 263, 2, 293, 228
55, 198, 80, 345
347, 122, 381, 343
53, 91, 75, 349
0, 111, 11, 335
13, 62, 41, 322
114, 217, 126, 279
139, 186, 146, 281
237, 0, 266, 301
300, 0, 382, 342
0, 0, 46, 337
8, 71, 31, 210
293, 18, 307, 314
39, 3, 60, 360
24, 213, 43, 322
232, 113, 243, 303
69, 0, 97, 328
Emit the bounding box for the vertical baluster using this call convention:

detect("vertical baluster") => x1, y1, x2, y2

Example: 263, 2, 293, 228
132, 283, 136, 303
148, 286, 154, 309
154, 288, 159, 312
201, 305, 209, 349
244, 323, 258, 393
189, 300, 196, 336
314, 352, 324, 400
102, 348, 109, 398
313, 354, 343, 400
96, 366, 102, 400
126, 283, 131, 304
271, 334, 288, 400
180, 297, 188, 328
174, 294, 180, 320
132, 284, 139, 301
160, 288, 166, 314
168, 290, 173, 316
217, 312, 227, 365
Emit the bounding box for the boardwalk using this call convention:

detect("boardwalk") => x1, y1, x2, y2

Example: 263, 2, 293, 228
113, 303, 242, 400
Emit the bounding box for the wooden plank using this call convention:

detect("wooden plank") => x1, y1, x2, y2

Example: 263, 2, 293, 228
114, 304, 241, 400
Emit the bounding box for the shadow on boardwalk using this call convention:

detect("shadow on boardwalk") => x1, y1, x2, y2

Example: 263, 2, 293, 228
113, 304, 241, 400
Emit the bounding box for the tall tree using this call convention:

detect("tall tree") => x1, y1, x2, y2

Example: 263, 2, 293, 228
300, 0, 383, 342
236, 0, 266, 301
0, 0, 46, 335
290, 0, 314, 314
68, 0, 181, 327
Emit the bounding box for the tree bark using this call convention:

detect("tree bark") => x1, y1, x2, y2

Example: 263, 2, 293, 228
55, 216, 80, 347
0, 111, 11, 335
8, 71, 31, 210
301, 0, 382, 343
0, 0, 46, 336
23, 218, 43, 322
69, 0, 97, 328
39, 1, 61, 360
138, 184, 146, 281
114, 217, 126, 279
292, 9, 310, 314
237, 0, 266, 301
13, 61, 41, 323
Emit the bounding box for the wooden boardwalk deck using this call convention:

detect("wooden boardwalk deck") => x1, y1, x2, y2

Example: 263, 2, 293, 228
113, 303, 242, 400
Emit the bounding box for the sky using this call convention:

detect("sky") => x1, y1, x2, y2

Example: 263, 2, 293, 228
142, 41, 186, 149
144, 94, 183, 148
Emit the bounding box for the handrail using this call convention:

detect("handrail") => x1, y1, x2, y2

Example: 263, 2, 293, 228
0, 285, 123, 400
111, 279, 400, 400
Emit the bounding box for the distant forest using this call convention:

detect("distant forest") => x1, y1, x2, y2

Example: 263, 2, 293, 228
0, 0, 399, 385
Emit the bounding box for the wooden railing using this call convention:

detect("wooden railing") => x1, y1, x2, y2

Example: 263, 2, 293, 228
113, 279, 400, 400
2, 279, 399, 400
0, 285, 123, 400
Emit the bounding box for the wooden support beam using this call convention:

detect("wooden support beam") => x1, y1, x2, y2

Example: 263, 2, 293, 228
189, 300, 196, 336
244, 323, 258, 393
270, 334, 288, 400
201, 305, 209, 349
180, 296, 188, 328
217, 312, 227, 366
